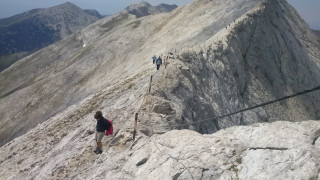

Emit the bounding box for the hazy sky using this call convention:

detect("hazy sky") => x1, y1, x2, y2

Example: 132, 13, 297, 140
0, 0, 319, 30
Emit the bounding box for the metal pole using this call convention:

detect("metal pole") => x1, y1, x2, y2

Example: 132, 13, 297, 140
148, 75, 153, 95
164, 58, 167, 69
133, 113, 138, 142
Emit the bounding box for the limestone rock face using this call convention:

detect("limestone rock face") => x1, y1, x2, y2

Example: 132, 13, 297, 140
0, 120, 319, 179
145, 0, 320, 134
130, 121, 320, 180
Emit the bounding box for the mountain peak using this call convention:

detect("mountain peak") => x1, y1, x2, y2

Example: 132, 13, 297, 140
0, 2, 101, 72
126, 1, 177, 18
48, 1, 82, 12
126, 1, 152, 11
59, 2, 76, 7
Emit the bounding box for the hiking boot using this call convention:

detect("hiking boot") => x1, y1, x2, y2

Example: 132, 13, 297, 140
93, 148, 100, 154
94, 149, 102, 155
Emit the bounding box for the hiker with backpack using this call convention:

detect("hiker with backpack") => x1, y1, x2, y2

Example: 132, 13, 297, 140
152, 55, 157, 64
156, 56, 162, 70
94, 111, 112, 154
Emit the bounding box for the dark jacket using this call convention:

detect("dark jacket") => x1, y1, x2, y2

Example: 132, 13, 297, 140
156, 58, 162, 65
96, 117, 111, 132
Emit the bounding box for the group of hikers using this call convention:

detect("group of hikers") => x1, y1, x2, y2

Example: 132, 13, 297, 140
152, 55, 162, 70
152, 52, 175, 70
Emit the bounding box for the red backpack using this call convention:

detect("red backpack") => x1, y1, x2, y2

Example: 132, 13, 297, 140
105, 120, 113, 136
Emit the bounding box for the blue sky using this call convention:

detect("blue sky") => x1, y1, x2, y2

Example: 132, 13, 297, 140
0, 0, 319, 30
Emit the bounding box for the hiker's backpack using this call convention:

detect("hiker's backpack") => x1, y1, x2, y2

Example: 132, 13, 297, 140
105, 120, 113, 136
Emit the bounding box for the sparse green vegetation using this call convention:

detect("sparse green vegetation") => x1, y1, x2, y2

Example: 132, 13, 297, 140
75, 45, 94, 60
100, 14, 129, 34
128, 83, 134, 89
78, 70, 96, 86
0, 52, 30, 72
0, 76, 36, 99
236, 157, 242, 164
125, 20, 141, 29
228, 164, 239, 178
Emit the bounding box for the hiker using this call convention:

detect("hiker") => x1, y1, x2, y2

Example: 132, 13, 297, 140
94, 111, 111, 154
152, 55, 157, 64
156, 56, 162, 70
169, 52, 174, 59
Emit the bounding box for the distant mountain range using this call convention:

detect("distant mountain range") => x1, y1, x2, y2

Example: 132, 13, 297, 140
126, 1, 177, 18
0, 2, 102, 72
0, 1, 178, 72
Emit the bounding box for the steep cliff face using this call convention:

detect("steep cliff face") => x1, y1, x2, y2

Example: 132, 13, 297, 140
145, 0, 320, 134
0, 2, 101, 71
0, 0, 320, 178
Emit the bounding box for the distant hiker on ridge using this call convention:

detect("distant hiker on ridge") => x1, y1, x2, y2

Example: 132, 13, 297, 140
156, 56, 162, 70
152, 55, 157, 64
169, 52, 174, 59
94, 111, 112, 154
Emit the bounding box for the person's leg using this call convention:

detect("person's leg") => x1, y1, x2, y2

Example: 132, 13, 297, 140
97, 142, 102, 150
94, 131, 104, 153
95, 130, 99, 151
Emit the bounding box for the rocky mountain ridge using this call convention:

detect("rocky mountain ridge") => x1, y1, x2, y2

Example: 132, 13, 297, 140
0, 2, 102, 72
84, 9, 105, 19
0, 0, 319, 147
0, 0, 320, 178
125, 1, 177, 18
312, 29, 320, 39
0, 115, 319, 179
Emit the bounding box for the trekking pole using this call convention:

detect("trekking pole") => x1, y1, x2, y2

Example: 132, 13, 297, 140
133, 113, 138, 142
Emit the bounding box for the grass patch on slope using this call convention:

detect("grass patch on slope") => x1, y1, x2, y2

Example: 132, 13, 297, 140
0, 77, 36, 99
0, 52, 30, 72
100, 14, 129, 34
125, 20, 141, 29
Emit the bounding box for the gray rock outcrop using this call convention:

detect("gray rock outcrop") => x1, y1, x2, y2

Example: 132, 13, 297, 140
0, 119, 319, 179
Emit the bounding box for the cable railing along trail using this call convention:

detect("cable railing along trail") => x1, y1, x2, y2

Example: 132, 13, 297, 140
159, 85, 320, 129
130, 52, 320, 132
